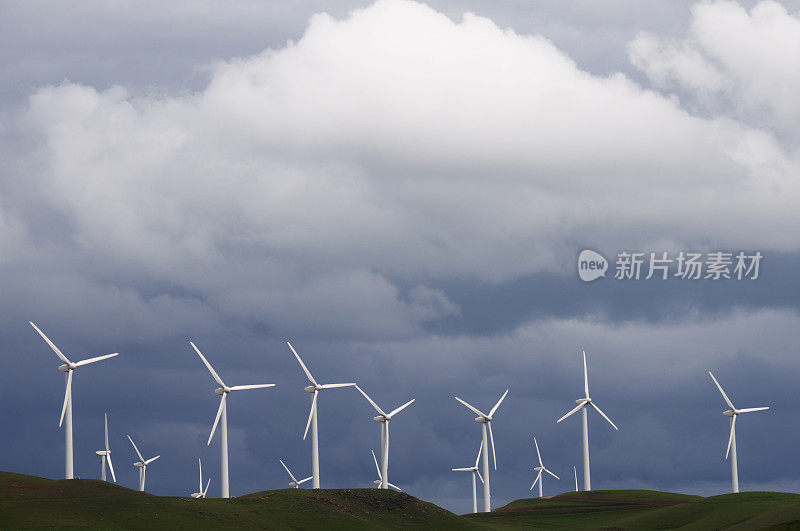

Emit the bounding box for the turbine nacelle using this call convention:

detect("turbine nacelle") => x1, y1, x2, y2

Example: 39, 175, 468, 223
576, 398, 590, 404
723, 409, 735, 417
304, 385, 320, 393
214, 387, 230, 395
134, 461, 144, 468
58, 363, 74, 372
373, 415, 388, 422
95, 450, 109, 456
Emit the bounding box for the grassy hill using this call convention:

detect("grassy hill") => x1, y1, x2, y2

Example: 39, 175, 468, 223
3, 471, 800, 529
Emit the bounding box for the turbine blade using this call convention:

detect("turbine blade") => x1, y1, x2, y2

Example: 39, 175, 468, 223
298, 477, 313, 484
29, 322, 71, 364
372, 450, 381, 478
474, 440, 483, 469
356, 386, 386, 416
199, 458, 203, 491
589, 402, 619, 430
475, 469, 484, 484
488, 421, 497, 470
107, 453, 116, 482
204, 477, 211, 496
190, 342, 226, 388
208, 394, 226, 446
708, 371, 735, 410
530, 470, 542, 490
534, 437, 542, 467
545, 468, 560, 480
454, 396, 487, 418
127, 435, 144, 462
726, 415, 736, 459
452, 467, 473, 471
59, 370, 72, 427
583, 351, 589, 399
738, 407, 770, 414
388, 398, 415, 418
279, 459, 298, 483
146, 455, 160, 465
303, 390, 317, 440
557, 400, 586, 423
287, 341, 317, 386
319, 383, 355, 389
74, 353, 118, 367
489, 389, 508, 417
228, 384, 275, 391
388, 483, 402, 491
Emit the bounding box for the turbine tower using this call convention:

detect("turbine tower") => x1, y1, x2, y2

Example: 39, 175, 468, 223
556, 350, 618, 491
279, 459, 312, 489
451, 441, 484, 513
191, 458, 211, 498
29, 322, 118, 479
287, 341, 355, 489
529, 437, 559, 498
127, 435, 159, 492
191, 341, 275, 498
355, 385, 414, 489
708, 371, 770, 493
372, 450, 402, 491
573, 466, 578, 492
454, 389, 508, 512
94, 413, 116, 482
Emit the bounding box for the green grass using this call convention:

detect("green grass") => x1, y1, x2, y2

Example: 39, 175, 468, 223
4, 471, 800, 530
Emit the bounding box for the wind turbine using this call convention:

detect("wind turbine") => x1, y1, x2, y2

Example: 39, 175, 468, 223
191, 458, 211, 498
355, 385, 414, 489
29, 322, 118, 479
708, 371, 770, 493
451, 441, 484, 513
94, 413, 116, 482
279, 459, 312, 489
287, 341, 355, 489
127, 435, 159, 492
454, 389, 508, 512
556, 351, 618, 491
372, 450, 401, 491
190, 342, 274, 498
529, 437, 559, 498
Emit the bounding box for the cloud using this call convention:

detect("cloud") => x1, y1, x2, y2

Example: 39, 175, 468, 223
629, 1, 800, 139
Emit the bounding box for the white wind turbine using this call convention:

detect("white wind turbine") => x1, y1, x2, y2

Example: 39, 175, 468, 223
708, 371, 770, 493
355, 385, 414, 489
279, 459, 313, 489
127, 435, 159, 492
371, 450, 401, 491
556, 351, 618, 491
29, 322, 118, 479
454, 389, 508, 512
191, 341, 275, 499
529, 437, 559, 498
451, 441, 484, 513
191, 458, 211, 498
287, 341, 355, 489
94, 413, 116, 482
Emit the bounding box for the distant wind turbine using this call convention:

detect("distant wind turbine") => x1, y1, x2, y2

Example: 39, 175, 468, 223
708, 371, 770, 493
529, 437, 559, 498
455, 389, 508, 512
94, 413, 116, 482
451, 441, 484, 513
287, 341, 355, 489
191, 458, 211, 498
191, 341, 275, 498
29, 322, 118, 479
355, 385, 414, 489
279, 459, 312, 489
127, 435, 159, 492
372, 450, 401, 491
556, 351, 618, 491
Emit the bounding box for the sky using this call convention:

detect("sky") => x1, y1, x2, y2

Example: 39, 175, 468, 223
1, 0, 800, 515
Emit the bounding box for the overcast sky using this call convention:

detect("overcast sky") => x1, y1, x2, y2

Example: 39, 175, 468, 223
1, 0, 800, 514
